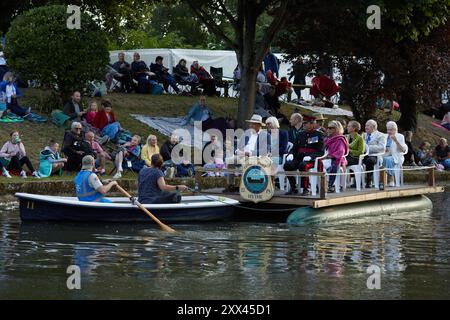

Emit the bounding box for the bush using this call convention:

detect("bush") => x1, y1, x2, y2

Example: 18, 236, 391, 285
5, 5, 109, 100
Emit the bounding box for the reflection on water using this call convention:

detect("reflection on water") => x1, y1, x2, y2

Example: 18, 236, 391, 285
0, 193, 449, 299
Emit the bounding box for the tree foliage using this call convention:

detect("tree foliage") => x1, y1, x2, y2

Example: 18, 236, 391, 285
277, 0, 450, 130
5, 5, 109, 97
0, 0, 155, 35
186, 0, 292, 127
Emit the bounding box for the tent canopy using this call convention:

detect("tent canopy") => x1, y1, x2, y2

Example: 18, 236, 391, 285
109, 48, 292, 80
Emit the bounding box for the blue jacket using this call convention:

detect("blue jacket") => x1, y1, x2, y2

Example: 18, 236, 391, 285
184, 103, 212, 124
0, 81, 23, 100
75, 170, 104, 202
274, 129, 289, 157
264, 52, 279, 78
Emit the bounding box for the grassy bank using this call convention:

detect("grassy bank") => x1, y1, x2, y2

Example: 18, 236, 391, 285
0, 88, 449, 178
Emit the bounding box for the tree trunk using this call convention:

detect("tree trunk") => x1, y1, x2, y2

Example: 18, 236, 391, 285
235, 5, 258, 129
398, 89, 418, 131
237, 58, 258, 129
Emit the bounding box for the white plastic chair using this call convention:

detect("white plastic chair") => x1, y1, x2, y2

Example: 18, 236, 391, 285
333, 150, 349, 194
310, 150, 328, 196
311, 150, 348, 195
393, 149, 408, 187
277, 142, 293, 191
347, 146, 369, 191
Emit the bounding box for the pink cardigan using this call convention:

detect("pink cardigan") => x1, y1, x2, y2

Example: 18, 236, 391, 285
0, 141, 27, 160
325, 135, 349, 166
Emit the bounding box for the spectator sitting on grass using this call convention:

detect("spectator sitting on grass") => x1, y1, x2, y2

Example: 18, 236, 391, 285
0, 72, 30, 117
435, 138, 450, 170
85, 131, 111, 176
84, 100, 98, 127
62, 122, 94, 172
0, 131, 40, 178
441, 112, 450, 130
113, 135, 143, 179
160, 134, 195, 178
202, 134, 225, 177
141, 135, 160, 167
94, 100, 121, 142
63, 91, 85, 120
38, 139, 67, 178
416, 141, 438, 167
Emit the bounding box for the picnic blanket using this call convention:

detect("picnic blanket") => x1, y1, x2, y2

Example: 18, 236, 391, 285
131, 114, 210, 146
287, 102, 354, 117
0, 113, 24, 123
25, 112, 47, 123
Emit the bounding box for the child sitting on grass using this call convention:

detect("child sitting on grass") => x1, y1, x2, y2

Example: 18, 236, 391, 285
38, 139, 67, 178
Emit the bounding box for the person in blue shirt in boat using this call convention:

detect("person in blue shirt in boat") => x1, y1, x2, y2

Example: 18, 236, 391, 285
138, 154, 188, 204
75, 155, 118, 203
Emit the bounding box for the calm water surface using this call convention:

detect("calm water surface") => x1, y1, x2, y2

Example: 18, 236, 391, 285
0, 193, 449, 299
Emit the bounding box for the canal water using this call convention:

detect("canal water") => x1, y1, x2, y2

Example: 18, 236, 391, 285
0, 193, 449, 299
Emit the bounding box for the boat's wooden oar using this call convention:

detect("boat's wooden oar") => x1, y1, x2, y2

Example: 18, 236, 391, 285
115, 184, 176, 233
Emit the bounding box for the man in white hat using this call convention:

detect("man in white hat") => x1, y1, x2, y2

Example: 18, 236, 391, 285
226, 114, 271, 190
74, 155, 117, 203
237, 114, 271, 157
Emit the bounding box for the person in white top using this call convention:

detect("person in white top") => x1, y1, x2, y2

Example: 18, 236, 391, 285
0, 131, 40, 178
383, 121, 408, 187
225, 114, 271, 190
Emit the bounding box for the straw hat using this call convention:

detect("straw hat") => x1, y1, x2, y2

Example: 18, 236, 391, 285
245, 114, 266, 126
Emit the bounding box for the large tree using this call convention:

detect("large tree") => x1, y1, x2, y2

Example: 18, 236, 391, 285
5, 5, 109, 100
185, 0, 292, 128
0, 0, 154, 36
277, 0, 450, 131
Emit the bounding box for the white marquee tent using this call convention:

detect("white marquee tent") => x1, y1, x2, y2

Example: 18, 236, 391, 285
109, 48, 321, 99
110, 48, 293, 80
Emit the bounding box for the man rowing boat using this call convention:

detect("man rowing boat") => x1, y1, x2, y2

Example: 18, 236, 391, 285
75, 155, 117, 203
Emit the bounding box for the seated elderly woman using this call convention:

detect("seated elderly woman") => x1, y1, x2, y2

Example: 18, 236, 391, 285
323, 121, 349, 193
383, 121, 408, 187
265, 116, 288, 166
346, 120, 365, 166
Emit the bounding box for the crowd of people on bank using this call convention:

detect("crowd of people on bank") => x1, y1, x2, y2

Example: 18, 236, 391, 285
0, 48, 449, 205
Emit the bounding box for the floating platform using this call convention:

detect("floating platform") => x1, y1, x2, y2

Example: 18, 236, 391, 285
203, 185, 444, 209
287, 195, 433, 225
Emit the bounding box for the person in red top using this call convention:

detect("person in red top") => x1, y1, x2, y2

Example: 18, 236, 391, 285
94, 100, 116, 130
190, 61, 216, 96
266, 70, 292, 97
94, 100, 121, 141
310, 73, 340, 107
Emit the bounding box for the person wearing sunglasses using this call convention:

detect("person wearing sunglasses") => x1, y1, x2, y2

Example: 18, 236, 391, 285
324, 121, 349, 193
62, 122, 94, 172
